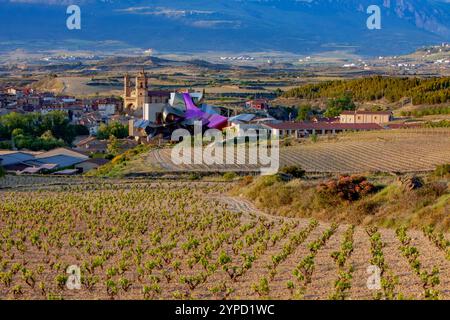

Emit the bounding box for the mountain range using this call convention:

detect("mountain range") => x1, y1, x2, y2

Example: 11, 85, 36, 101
1, 0, 450, 56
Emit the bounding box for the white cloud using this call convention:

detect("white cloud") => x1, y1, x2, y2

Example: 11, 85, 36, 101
116, 6, 215, 18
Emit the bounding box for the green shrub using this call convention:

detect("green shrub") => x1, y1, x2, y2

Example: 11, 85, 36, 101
434, 164, 450, 177
0, 141, 11, 149
0, 165, 5, 178
188, 173, 201, 181
87, 144, 150, 177
223, 172, 237, 181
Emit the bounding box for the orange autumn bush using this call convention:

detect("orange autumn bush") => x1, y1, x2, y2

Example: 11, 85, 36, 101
317, 175, 375, 202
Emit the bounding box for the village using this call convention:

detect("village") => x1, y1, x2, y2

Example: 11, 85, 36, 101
0, 69, 438, 176
1, 0, 450, 305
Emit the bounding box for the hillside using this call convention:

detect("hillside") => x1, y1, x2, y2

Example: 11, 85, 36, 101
283, 76, 450, 106
30, 75, 65, 93
234, 172, 449, 231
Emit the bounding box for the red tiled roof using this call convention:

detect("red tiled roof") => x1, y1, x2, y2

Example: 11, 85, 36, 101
264, 122, 383, 131
340, 110, 392, 115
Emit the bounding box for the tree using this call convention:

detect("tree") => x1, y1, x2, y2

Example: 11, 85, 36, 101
296, 104, 313, 121
324, 94, 356, 118
40, 111, 76, 143
109, 122, 128, 139
96, 124, 110, 140
97, 122, 128, 140
0, 113, 26, 138
283, 76, 450, 106
0, 111, 82, 149
0, 165, 5, 178
73, 124, 90, 136
107, 136, 121, 156
41, 130, 55, 141
12, 128, 25, 138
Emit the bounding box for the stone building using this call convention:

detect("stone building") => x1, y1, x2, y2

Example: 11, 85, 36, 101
123, 70, 170, 117
123, 69, 149, 112
339, 110, 392, 124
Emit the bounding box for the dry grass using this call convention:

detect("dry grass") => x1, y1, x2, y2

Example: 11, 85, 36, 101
233, 174, 450, 232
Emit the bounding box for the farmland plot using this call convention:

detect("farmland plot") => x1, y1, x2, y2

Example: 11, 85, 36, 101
0, 177, 448, 300
138, 129, 450, 174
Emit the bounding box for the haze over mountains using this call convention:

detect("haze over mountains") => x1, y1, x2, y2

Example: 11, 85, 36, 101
1, 0, 450, 56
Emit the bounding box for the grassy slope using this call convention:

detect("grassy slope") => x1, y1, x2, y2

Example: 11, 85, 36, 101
232, 173, 449, 231
85, 144, 154, 178
31, 76, 65, 94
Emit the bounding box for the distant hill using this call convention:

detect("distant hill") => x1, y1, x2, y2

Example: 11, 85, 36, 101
96, 56, 167, 67
0, 0, 450, 56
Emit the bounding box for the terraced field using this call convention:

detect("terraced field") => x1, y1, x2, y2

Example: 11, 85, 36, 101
137, 129, 450, 174
0, 177, 448, 300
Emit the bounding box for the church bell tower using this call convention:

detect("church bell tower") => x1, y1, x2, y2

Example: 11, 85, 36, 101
136, 68, 149, 108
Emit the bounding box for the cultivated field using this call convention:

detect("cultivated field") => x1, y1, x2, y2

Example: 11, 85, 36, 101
0, 177, 448, 300
135, 129, 450, 174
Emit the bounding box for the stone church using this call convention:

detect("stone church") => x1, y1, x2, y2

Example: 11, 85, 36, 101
123, 69, 170, 115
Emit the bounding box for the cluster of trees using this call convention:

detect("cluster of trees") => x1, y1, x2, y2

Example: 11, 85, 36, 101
324, 95, 356, 118
283, 76, 450, 106
296, 104, 315, 121
295, 94, 356, 120
97, 122, 129, 140
0, 111, 89, 151
12, 128, 65, 151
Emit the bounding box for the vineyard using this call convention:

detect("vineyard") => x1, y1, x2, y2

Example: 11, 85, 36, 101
0, 177, 448, 300
131, 129, 450, 174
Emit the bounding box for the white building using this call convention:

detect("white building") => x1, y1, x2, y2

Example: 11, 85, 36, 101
98, 104, 116, 117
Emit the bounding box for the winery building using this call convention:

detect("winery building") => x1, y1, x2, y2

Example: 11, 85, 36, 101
339, 110, 392, 124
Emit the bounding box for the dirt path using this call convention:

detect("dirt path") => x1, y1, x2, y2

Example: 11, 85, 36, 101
213, 196, 450, 300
